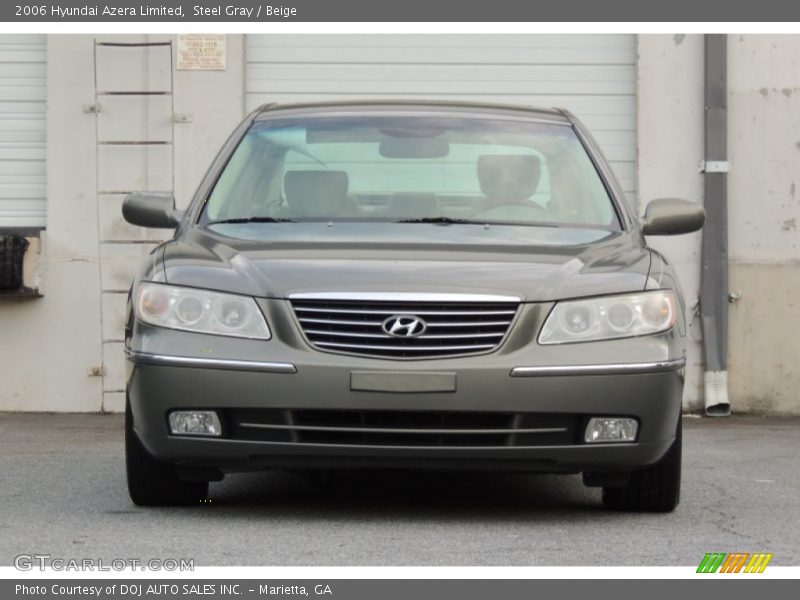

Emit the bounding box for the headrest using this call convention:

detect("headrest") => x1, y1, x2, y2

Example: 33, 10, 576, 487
284, 170, 349, 218
476, 155, 541, 200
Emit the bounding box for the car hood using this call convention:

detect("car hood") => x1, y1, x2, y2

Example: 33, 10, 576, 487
161, 223, 651, 302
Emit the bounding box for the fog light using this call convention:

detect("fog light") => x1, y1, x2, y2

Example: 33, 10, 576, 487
584, 417, 637, 443
169, 411, 222, 436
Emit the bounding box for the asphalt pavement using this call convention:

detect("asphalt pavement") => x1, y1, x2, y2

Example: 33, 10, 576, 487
0, 413, 797, 566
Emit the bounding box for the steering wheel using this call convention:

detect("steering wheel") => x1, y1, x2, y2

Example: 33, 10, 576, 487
469, 199, 547, 220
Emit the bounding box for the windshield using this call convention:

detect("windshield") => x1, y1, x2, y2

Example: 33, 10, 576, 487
201, 115, 619, 229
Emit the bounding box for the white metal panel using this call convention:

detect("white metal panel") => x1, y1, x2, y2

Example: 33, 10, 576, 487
245, 34, 637, 198
0, 35, 46, 228
95, 43, 172, 93
96, 95, 173, 143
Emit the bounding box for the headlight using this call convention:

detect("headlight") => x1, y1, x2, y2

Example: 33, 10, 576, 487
134, 282, 270, 339
538, 290, 677, 345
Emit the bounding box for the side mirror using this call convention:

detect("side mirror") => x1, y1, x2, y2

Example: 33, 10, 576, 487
641, 198, 705, 235
122, 193, 183, 229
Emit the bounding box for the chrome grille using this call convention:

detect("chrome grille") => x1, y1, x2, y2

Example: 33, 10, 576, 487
290, 296, 520, 359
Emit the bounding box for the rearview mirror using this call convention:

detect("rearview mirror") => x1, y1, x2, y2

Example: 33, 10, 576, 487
641, 198, 705, 235
379, 136, 450, 159
122, 193, 182, 229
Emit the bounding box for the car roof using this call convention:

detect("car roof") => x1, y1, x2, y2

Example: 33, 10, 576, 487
253, 100, 572, 124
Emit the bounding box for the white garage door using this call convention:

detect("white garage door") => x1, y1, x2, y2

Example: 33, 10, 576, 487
0, 35, 46, 228
245, 35, 636, 199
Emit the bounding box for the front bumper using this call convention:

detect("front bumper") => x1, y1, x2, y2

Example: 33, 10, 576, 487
126, 349, 684, 474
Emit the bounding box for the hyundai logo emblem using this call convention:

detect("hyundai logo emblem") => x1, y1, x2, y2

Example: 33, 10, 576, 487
381, 315, 428, 338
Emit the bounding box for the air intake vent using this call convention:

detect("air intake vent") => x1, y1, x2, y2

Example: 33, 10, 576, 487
229, 409, 578, 447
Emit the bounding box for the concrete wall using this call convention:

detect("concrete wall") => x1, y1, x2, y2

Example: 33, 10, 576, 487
0, 36, 102, 411
173, 37, 245, 209
727, 35, 800, 415
637, 34, 706, 411
0, 34, 245, 412
638, 34, 800, 415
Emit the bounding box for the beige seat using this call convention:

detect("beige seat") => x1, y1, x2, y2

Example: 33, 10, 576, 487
475, 154, 541, 206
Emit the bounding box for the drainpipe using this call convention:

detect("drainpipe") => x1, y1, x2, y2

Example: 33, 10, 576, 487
700, 34, 731, 417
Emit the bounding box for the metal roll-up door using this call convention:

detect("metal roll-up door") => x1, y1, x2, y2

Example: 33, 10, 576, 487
0, 35, 46, 228
245, 34, 637, 199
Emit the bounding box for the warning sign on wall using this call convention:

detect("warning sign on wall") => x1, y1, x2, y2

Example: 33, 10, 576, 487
177, 34, 227, 70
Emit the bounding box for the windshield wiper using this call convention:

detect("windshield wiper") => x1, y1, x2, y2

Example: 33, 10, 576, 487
394, 216, 562, 228
394, 216, 480, 225
208, 216, 297, 225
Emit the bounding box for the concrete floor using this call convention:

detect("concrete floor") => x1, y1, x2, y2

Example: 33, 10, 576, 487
0, 413, 798, 566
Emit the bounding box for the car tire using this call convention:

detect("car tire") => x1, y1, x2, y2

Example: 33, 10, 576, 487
602, 419, 682, 513
125, 397, 209, 506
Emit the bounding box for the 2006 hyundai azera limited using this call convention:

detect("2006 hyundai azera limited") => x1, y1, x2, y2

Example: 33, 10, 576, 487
122, 101, 704, 511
